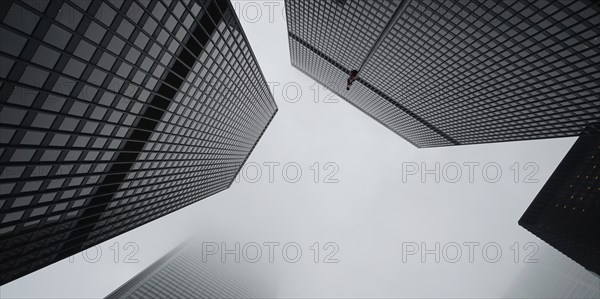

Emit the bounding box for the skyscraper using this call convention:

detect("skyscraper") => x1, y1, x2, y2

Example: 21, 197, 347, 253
0, 0, 277, 285
105, 239, 273, 298
285, 0, 600, 147
519, 124, 599, 274
504, 244, 600, 298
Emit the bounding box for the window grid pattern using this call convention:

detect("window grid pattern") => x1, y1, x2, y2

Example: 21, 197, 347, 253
364, 0, 600, 145
0, 0, 277, 284
286, 0, 600, 147
285, 0, 398, 69
289, 38, 452, 147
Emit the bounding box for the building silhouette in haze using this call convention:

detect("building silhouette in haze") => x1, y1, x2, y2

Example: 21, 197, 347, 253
519, 124, 600, 275
105, 238, 273, 299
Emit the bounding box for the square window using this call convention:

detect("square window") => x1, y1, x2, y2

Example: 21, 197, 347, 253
92, 137, 107, 148
30, 206, 48, 217
52, 202, 68, 212
31, 45, 60, 69
11, 149, 35, 161
50, 134, 70, 146
108, 77, 124, 92
52, 76, 77, 95
156, 29, 169, 45
90, 107, 107, 120
61, 189, 76, 198
2, 211, 24, 223
4, 4, 39, 34
31, 113, 56, 128
73, 136, 90, 147
1, 167, 24, 179
132, 70, 146, 85
39, 192, 56, 202
108, 111, 122, 123
82, 122, 98, 133
84, 151, 99, 161
20, 66, 49, 88
98, 52, 116, 71
63, 58, 87, 78
125, 48, 141, 64
69, 101, 88, 117
149, 43, 161, 57
96, 3, 116, 26
42, 95, 66, 112
21, 131, 45, 145
140, 57, 153, 71
22, 179, 42, 192
88, 68, 108, 85
64, 150, 81, 161
143, 18, 158, 35
117, 63, 133, 78
152, 2, 167, 20
72, 199, 86, 208
56, 3, 82, 30
127, 3, 143, 23
100, 125, 115, 135
115, 127, 129, 138
100, 92, 115, 106
0, 56, 15, 78
124, 85, 138, 97
165, 16, 177, 32
78, 85, 98, 102
74, 40, 96, 60
12, 195, 34, 207
8, 86, 38, 107
39, 150, 60, 161
43, 24, 72, 49
85, 22, 106, 44
134, 33, 149, 49
117, 19, 134, 39
0, 107, 27, 125
59, 117, 79, 131
107, 35, 126, 55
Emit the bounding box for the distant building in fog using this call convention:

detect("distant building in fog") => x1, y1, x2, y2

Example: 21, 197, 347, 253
105, 239, 273, 299
504, 244, 599, 298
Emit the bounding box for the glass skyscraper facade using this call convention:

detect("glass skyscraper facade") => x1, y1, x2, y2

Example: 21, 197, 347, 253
0, 0, 277, 285
519, 124, 599, 275
105, 239, 272, 298
286, 0, 600, 147
504, 244, 600, 298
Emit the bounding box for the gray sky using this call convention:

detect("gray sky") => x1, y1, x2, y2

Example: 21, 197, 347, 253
2, 1, 598, 298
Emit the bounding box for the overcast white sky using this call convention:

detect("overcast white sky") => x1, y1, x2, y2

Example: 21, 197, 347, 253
1, 1, 599, 298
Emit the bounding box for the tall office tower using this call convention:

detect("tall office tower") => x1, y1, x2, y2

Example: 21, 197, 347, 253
519, 124, 600, 275
105, 239, 272, 299
285, 0, 600, 147
0, 0, 277, 285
